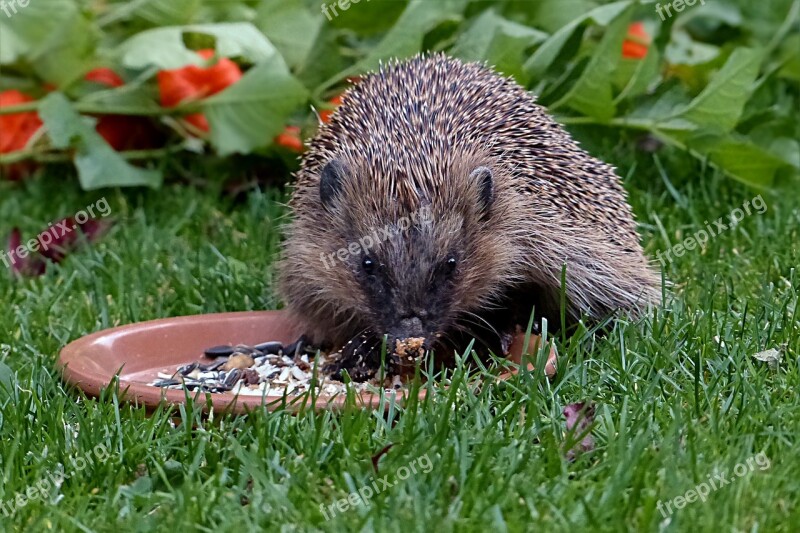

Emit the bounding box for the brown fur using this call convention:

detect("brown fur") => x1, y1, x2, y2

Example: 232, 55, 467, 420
278, 54, 661, 352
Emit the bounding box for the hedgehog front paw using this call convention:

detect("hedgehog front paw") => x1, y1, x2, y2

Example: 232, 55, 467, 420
322, 331, 384, 382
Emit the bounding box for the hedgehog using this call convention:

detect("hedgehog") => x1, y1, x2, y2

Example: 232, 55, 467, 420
277, 54, 660, 371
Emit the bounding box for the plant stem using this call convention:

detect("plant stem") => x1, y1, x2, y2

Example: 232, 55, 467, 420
555, 115, 656, 132
0, 145, 185, 165
0, 100, 200, 116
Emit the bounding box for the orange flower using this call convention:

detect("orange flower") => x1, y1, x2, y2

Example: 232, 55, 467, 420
157, 49, 243, 132
83, 68, 160, 151
319, 94, 344, 124
0, 90, 43, 154
274, 125, 304, 152
84, 67, 125, 88
622, 22, 650, 60
0, 90, 43, 180
95, 114, 163, 152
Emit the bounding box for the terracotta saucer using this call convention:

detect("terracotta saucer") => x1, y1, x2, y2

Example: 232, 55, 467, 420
58, 311, 556, 414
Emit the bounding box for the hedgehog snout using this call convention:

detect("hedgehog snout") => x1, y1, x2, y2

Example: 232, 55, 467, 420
385, 310, 432, 347
398, 316, 424, 337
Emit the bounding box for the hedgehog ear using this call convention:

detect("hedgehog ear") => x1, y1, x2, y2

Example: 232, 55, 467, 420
320, 159, 349, 210
469, 166, 494, 214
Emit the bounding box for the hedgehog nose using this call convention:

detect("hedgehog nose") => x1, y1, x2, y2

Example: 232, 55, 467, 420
399, 316, 424, 337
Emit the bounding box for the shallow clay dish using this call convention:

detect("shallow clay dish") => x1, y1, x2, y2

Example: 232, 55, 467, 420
58, 311, 556, 414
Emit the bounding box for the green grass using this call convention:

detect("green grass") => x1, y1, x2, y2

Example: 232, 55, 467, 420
0, 152, 798, 532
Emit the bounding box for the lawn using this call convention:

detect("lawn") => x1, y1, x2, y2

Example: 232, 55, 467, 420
1, 0, 800, 531
0, 152, 798, 531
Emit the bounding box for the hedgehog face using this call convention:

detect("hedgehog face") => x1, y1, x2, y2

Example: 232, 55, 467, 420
350, 214, 465, 348
312, 157, 519, 351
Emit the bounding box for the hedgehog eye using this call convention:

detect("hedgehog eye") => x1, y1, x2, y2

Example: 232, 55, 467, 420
362, 257, 375, 274
445, 257, 457, 275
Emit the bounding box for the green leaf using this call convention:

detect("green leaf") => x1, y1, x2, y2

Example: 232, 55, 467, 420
614, 48, 661, 103
697, 135, 793, 188
746, 123, 800, 169
354, 0, 470, 73
673, 47, 763, 132
523, 0, 632, 79
0, 0, 98, 87
326, 0, 408, 36
78, 86, 163, 116
314, 0, 470, 93
523, 0, 598, 34
777, 33, 800, 81
630, 85, 694, 122
255, 0, 323, 70
0, 0, 76, 63
655, 129, 793, 188
766, 0, 800, 56
767, 137, 800, 169
550, 4, 633, 120
450, 9, 546, 84
117, 23, 279, 70
39, 93, 162, 190
295, 23, 351, 90
679, 1, 743, 27
204, 56, 309, 155
126, 0, 202, 26
664, 28, 720, 66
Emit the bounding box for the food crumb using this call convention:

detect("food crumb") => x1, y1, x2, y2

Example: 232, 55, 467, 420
394, 337, 425, 359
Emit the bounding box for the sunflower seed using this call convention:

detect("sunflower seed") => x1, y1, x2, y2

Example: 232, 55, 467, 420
152, 379, 181, 387
254, 341, 283, 354
204, 345, 235, 358
177, 362, 199, 375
